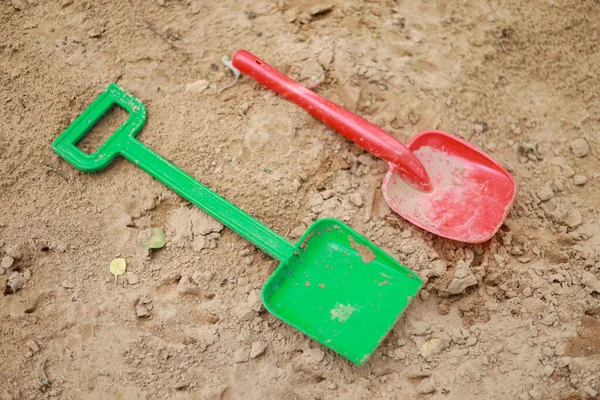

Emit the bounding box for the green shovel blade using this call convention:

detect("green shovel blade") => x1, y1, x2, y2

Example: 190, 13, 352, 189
265, 219, 422, 365
51, 84, 422, 366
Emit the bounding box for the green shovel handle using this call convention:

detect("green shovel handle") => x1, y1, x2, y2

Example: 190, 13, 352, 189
52, 84, 295, 261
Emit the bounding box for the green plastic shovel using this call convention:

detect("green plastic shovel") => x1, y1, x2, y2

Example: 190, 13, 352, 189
52, 84, 422, 365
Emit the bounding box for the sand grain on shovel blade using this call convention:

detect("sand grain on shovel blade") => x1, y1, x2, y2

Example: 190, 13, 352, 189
330, 303, 356, 323
348, 236, 376, 263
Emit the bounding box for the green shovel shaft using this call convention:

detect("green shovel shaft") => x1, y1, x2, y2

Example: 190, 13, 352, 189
121, 139, 295, 261
51, 84, 294, 262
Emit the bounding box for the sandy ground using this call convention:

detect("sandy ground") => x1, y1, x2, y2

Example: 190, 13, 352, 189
1, 0, 600, 399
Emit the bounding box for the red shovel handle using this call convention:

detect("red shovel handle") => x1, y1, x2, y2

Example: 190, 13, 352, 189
232, 50, 432, 192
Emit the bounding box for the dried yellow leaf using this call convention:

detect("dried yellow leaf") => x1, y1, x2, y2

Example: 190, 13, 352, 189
110, 258, 127, 277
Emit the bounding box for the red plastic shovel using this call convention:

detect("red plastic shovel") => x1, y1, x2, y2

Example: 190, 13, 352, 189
231, 50, 516, 243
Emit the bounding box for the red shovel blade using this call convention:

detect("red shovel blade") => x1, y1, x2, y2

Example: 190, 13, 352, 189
382, 131, 516, 243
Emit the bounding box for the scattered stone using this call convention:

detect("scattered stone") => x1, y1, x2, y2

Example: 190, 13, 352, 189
187, 326, 219, 351
542, 365, 554, 377
6, 271, 26, 293
409, 29, 424, 43
289, 225, 306, 239
192, 270, 214, 285
177, 274, 201, 296
125, 272, 139, 285
191, 210, 224, 236
445, 258, 477, 295
1, 256, 14, 272
247, 289, 264, 312
349, 193, 364, 207
11, 0, 27, 10
61, 279, 75, 289
327, 382, 337, 390
318, 49, 334, 69
391, 347, 405, 360
540, 313, 556, 326
563, 208, 582, 228
186, 79, 210, 94
306, 347, 325, 362
87, 28, 102, 38
27, 340, 40, 354
581, 271, 600, 293
420, 338, 449, 360
430, 260, 447, 277
557, 356, 571, 368
573, 175, 587, 186
203, 298, 225, 316
135, 304, 151, 318
60, 0, 73, 7
235, 305, 258, 321
5, 245, 22, 260
570, 138, 589, 157
451, 328, 470, 345
233, 347, 250, 363
417, 378, 435, 394
465, 336, 478, 347
250, 341, 267, 358
135, 297, 152, 319
537, 184, 554, 202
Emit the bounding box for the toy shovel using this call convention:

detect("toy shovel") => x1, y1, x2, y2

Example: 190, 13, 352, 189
231, 50, 517, 243
51, 84, 422, 365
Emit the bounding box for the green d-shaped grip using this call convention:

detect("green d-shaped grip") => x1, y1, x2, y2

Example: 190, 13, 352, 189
52, 83, 295, 261
52, 83, 147, 172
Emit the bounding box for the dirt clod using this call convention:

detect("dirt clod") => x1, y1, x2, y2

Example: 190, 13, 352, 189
570, 138, 590, 158
250, 341, 267, 358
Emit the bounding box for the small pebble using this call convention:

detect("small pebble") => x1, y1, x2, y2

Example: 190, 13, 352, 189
247, 289, 264, 312
27, 340, 40, 354
573, 175, 587, 186
61, 279, 76, 289
7, 271, 26, 293
570, 138, 589, 157
417, 378, 435, 394
126, 272, 139, 285
327, 382, 337, 390
349, 193, 364, 207
135, 303, 152, 318
5, 245, 22, 260
233, 347, 250, 363
1, 256, 14, 271
11, 0, 27, 10
537, 184, 554, 202
250, 341, 267, 358
409, 29, 424, 43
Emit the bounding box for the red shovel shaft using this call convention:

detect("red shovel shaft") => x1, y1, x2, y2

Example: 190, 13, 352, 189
232, 50, 432, 192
